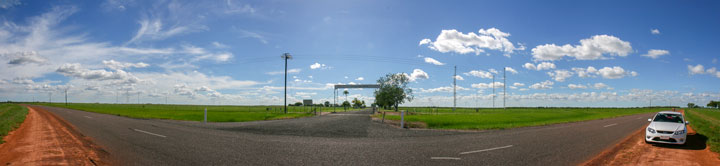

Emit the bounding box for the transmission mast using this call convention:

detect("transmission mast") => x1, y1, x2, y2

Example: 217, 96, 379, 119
503, 67, 506, 110
453, 65, 457, 111
492, 74, 495, 108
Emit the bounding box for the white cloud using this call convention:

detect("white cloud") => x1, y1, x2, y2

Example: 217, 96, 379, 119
127, 17, 206, 45
420, 85, 469, 93
688, 64, 705, 75
523, 62, 556, 71
102, 60, 149, 70
707, 67, 717, 74
56, 63, 140, 83
593, 83, 610, 90
355, 77, 364, 81
529, 80, 554, 90
405, 69, 429, 82
547, 70, 573, 82
266, 68, 301, 75
454, 75, 464, 80
572, 66, 598, 78
531, 35, 632, 61
513, 82, 525, 87
505, 67, 518, 74
419, 28, 523, 55
597, 66, 635, 79
310, 62, 327, 69
641, 49, 669, 59
7, 51, 47, 65
471, 82, 504, 89
464, 70, 494, 79
237, 29, 268, 44
651, 29, 660, 35
568, 84, 587, 89
212, 41, 229, 48
424, 57, 445, 65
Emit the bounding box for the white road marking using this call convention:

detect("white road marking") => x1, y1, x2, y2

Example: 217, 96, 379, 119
133, 129, 167, 138
84, 116, 93, 119
603, 123, 618, 128
460, 145, 513, 155
637, 117, 643, 119
431, 157, 461, 160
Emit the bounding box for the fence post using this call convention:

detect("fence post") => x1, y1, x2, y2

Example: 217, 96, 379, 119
400, 110, 405, 129
204, 107, 207, 123
382, 111, 386, 123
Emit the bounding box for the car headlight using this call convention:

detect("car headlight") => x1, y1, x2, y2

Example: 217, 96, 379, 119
674, 130, 685, 135
647, 127, 656, 133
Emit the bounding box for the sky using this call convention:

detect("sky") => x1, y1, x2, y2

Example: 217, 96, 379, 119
1, 0, 719, 107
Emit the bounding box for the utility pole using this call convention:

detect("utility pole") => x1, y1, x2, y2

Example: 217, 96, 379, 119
282, 53, 292, 114
64, 89, 68, 106
492, 74, 495, 108
126, 90, 129, 103
137, 91, 140, 104
503, 67, 506, 110
453, 65, 457, 112
115, 91, 118, 103
49, 92, 52, 103
165, 93, 168, 105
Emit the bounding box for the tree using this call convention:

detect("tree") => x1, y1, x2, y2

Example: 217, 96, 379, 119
294, 102, 303, 106
374, 73, 414, 112
687, 103, 696, 108
707, 100, 719, 109
352, 98, 363, 108
342, 101, 351, 108
324, 101, 330, 107
343, 90, 349, 102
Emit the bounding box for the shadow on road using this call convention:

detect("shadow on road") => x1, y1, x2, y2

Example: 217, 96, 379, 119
652, 133, 707, 150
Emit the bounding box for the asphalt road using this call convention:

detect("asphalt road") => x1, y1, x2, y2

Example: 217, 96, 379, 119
30, 105, 655, 166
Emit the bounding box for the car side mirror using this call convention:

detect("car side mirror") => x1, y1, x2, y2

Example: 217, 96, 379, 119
648, 118, 652, 122
686, 121, 690, 124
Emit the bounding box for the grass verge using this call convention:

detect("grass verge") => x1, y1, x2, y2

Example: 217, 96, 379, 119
33, 103, 317, 122
0, 104, 29, 144
685, 108, 720, 154
375, 107, 668, 130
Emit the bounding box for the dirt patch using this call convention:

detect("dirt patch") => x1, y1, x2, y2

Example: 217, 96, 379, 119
0, 106, 110, 165
583, 110, 720, 166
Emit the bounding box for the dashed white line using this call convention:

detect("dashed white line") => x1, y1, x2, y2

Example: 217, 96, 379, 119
84, 116, 93, 119
603, 123, 618, 128
133, 129, 167, 138
459, 145, 513, 155
431, 157, 461, 160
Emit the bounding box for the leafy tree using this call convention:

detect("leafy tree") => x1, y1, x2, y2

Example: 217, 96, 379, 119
352, 98, 364, 108
687, 103, 696, 108
342, 101, 351, 108
707, 100, 719, 109
343, 90, 349, 102
374, 73, 414, 112
294, 102, 303, 106
324, 101, 330, 107
361, 100, 366, 108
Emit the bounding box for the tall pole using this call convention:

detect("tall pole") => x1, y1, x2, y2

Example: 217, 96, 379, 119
282, 53, 292, 114
49, 92, 51, 103
492, 74, 495, 108
503, 67, 506, 110
137, 91, 140, 104
64, 89, 68, 106
453, 65, 457, 111
126, 90, 129, 103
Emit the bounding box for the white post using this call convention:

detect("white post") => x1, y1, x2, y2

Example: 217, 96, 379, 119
400, 110, 405, 129
204, 107, 207, 123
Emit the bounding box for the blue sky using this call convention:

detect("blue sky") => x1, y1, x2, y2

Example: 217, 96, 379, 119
1, 0, 719, 107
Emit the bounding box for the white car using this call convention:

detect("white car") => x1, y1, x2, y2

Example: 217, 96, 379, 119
645, 111, 689, 145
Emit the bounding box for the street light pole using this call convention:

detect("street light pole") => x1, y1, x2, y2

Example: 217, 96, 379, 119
282, 53, 292, 114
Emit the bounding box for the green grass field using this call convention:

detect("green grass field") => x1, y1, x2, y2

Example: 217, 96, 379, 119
375, 107, 670, 130
32, 103, 364, 122
685, 108, 720, 154
0, 104, 29, 144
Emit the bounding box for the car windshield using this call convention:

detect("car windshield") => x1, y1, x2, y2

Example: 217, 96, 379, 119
653, 113, 684, 123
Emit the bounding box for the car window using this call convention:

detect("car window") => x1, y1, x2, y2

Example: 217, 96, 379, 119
652, 114, 683, 123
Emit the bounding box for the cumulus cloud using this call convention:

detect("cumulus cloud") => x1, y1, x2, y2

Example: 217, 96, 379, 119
355, 77, 364, 81
310, 62, 327, 69
568, 84, 587, 89
471, 82, 504, 89
102, 60, 149, 70
513, 82, 525, 87
593, 83, 611, 90
641, 49, 669, 59
523, 62, 556, 71
420, 85, 469, 93
424, 57, 445, 65
531, 35, 632, 61
266, 68, 301, 75
454, 75, 464, 80
688, 64, 705, 75
651, 29, 660, 35
6, 51, 47, 65
464, 70, 494, 79
56, 63, 141, 84
572, 66, 598, 78
405, 69, 429, 82
529, 80, 554, 90
597, 66, 635, 79
419, 28, 523, 55
505, 67, 518, 74
547, 70, 573, 82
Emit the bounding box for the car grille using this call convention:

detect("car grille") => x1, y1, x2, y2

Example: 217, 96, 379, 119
657, 130, 673, 134
652, 137, 677, 142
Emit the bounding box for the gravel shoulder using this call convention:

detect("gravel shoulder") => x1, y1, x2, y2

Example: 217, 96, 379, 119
0, 106, 109, 165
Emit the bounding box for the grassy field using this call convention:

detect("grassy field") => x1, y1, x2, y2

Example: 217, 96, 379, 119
0, 104, 29, 144
685, 108, 720, 154
375, 107, 670, 130
31, 103, 364, 122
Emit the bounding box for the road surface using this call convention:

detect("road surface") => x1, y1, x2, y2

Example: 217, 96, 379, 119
29, 105, 655, 165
